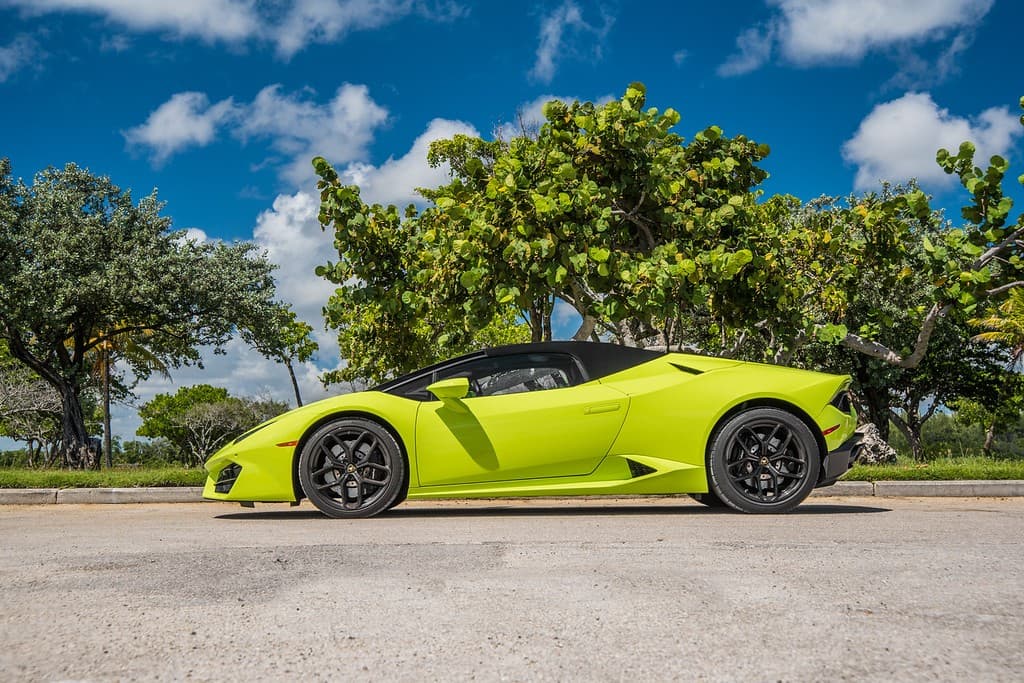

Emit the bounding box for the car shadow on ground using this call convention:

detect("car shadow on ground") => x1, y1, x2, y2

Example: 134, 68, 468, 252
215, 502, 890, 520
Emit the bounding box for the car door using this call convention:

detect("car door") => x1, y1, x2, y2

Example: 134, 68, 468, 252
414, 352, 629, 486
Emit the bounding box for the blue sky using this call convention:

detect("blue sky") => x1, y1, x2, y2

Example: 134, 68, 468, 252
1, 0, 1023, 442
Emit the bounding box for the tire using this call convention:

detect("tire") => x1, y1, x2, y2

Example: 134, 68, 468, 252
707, 407, 820, 514
298, 417, 407, 519
688, 491, 728, 508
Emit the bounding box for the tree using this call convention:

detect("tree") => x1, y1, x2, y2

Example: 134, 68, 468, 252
240, 304, 318, 407
819, 96, 1024, 368
314, 83, 772, 382
954, 288, 1024, 454
137, 385, 287, 466
971, 288, 1024, 366
0, 161, 280, 467
314, 87, 1024, 392
84, 324, 171, 468
1, 342, 63, 466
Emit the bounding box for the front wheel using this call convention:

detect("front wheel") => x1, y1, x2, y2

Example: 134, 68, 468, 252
707, 408, 820, 514
298, 417, 406, 519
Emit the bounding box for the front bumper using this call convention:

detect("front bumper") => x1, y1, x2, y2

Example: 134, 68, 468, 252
817, 432, 863, 487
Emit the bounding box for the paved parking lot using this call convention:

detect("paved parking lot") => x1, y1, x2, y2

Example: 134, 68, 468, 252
2, 496, 1022, 681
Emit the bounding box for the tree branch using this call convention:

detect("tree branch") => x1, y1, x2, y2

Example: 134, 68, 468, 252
572, 315, 597, 341
986, 281, 1024, 297
974, 224, 1024, 270
838, 302, 951, 369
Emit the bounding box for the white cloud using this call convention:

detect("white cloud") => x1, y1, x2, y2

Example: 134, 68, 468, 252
252, 190, 338, 318
719, 0, 993, 76
842, 92, 1022, 191
0, 34, 40, 83
272, 0, 467, 58
182, 227, 209, 243
125, 83, 389, 184
717, 25, 775, 77
8, 0, 261, 43
529, 1, 614, 83
124, 92, 235, 165
4, 0, 466, 58
341, 117, 478, 206
672, 49, 689, 66
239, 83, 389, 185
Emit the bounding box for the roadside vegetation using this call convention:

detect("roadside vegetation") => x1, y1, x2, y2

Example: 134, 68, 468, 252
0, 467, 204, 489
3, 84, 1024, 477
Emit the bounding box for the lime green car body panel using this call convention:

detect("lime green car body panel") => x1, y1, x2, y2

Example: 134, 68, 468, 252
203, 352, 856, 503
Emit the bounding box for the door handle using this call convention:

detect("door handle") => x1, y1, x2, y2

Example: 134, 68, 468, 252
584, 402, 621, 415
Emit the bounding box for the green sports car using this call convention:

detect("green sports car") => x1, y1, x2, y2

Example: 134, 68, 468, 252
204, 341, 861, 517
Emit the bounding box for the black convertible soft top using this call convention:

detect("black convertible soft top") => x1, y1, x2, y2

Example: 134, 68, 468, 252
373, 341, 663, 393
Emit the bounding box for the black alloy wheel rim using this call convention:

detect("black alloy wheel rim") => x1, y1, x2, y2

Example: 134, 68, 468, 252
309, 426, 392, 510
724, 419, 809, 504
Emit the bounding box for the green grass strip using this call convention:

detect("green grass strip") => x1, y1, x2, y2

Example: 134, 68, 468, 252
846, 457, 1024, 481
0, 467, 206, 489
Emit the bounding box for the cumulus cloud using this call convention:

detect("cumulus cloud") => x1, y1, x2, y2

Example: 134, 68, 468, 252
124, 92, 235, 165
7, 0, 261, 43
529, 1, 614, 83
272, 0, 467, 58
719, 0, 993, 76
717, 25, 775, 77
125, 83, 389, 184
4, 0, 466, 58
842, 92, 1022, 191
252, 191, 338, 318
0, 34, 40, 83
239, 83, 389, 185
341, 117, 478, 206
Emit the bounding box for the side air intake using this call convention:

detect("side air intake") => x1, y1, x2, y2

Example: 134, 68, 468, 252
626, 459, 657, 478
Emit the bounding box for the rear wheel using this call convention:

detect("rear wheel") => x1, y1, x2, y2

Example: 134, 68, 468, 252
707, 408, 820, 514
298, 418, 406, 519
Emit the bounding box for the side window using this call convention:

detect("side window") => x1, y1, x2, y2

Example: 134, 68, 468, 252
438, 353, 583, 398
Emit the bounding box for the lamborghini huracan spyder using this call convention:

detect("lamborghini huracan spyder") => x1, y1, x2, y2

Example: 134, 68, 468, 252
204, 341, 861, 516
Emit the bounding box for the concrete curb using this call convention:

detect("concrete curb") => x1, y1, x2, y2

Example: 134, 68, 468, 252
2, 481, 1024, 505
0, 487, 205, 505
872, 480, 1024, 497
54, 487, 206, 504
809, 481, 875, 497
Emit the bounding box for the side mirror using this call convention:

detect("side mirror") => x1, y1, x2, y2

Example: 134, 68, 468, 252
427, 377, 470, 403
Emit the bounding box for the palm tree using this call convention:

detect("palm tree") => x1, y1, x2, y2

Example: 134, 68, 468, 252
971, 288, 1024, 368
968, 288, 1024, 454
83, 327, 171, 468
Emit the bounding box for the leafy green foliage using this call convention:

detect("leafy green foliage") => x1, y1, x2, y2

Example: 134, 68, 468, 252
314, 83, 778, 382
137, 384, 287, 466
240, 303, 319, 405
0, 466, 206, 488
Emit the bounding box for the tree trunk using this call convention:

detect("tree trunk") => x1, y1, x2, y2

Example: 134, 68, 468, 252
102, 349, 112, 468
853, 363, 891, 441
59, 384, 90, 469
286, 359, 303, 407
890, 410, 925, 462
982, 422, 996, 457
528, 306, 543, 343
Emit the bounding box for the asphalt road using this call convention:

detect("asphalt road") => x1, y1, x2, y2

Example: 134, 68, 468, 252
1, 497, 1022, 682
